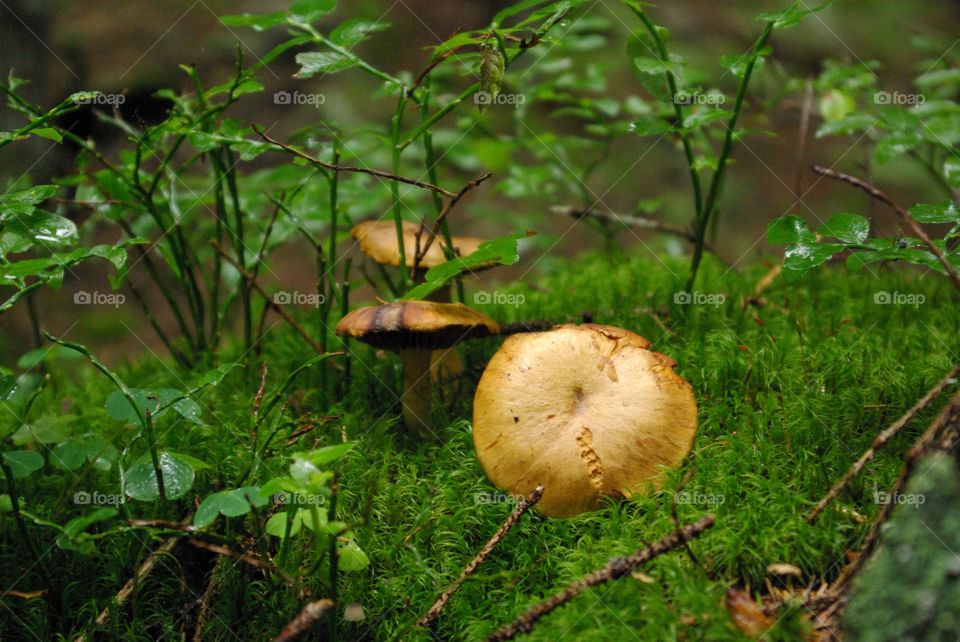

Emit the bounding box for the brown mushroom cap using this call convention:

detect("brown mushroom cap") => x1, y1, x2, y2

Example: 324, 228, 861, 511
335, 300, 499, 350
472, 323, 697, 517
350, 220, 490, 270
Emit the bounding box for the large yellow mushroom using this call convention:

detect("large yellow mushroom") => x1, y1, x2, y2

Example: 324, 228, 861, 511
472, 323, 698, 517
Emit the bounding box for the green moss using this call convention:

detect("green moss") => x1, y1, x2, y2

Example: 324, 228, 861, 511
2, 253, 958, 640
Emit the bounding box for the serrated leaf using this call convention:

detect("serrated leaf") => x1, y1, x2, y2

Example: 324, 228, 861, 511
766, 215, 811, 245
289, 0, 336, 22
295, 51, 358, 78
818, 214, 870, 244
403, 233, 530, 301
634, 56, 682, 77
909, 201, 960, 224
220, 12, 287, 31
758, 1, 833, 30
330, 19, 390, 47
683, 109, 727, 129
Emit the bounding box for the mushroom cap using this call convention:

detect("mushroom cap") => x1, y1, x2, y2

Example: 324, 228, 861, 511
335, 300, 499, 351
472, 323, 697, 517
350, 220, 490, 270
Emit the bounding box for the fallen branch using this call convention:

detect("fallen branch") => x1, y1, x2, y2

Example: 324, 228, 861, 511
807, 362, 960, 523
829, 388, 960, 604
487, 514, 715, 642
76, 535, 181, 642
273, 599, 336, 642
186, 539, 294, 584
253, 125, 457, 197
812, 165, 960, 292
417, 485, 544, 628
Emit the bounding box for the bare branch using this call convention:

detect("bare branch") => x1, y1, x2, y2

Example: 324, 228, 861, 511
417, 485, 544, 628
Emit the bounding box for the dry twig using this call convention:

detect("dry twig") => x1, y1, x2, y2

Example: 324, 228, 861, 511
253, 125, 457, 197
487, 514, 716, 642
417, 485, 544, 628
807, 362, 960, 522
273, 599, 336, 642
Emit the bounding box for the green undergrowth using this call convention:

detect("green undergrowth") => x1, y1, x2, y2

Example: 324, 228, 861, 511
2, 251, 959, 641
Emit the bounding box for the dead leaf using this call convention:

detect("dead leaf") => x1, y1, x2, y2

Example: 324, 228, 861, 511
726, 588, 773, 638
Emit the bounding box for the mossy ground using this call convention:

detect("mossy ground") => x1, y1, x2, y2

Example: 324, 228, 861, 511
2, 251, 958, 641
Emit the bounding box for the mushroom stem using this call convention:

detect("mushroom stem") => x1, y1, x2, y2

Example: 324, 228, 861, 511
400, 349, 437, 441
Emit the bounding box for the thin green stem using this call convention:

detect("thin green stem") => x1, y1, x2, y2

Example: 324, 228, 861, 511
686, 24, 774, 292
630, 8, 703, 218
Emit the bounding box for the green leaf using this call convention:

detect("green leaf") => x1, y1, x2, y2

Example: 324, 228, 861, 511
337, 540, 370, 572
2, 210, 77, 246
766, 215, 811, 245
403, 233, 530, 300
758, 1, 833, 30
874, 132, 920, 164
682, 109, 727, 129
633, 56, 682, 77
57, 507, 118, 554
306, 443, 353, 466
1, 450, 43, 478
944, 157, 960, 189
31, 127, 62, 143
266, 511, 297, 537
295, 51, 358, 78
124, 452, 195, 501
630, 116, 672, 137
194, 487, 267, 528
50, 438, 116, 472
220, 12, 287, 31
818, 214, 870, 244
816, 113, 876, 138
105, 388, 204, 426
289, 0, 336, 22
330, 19, 390, 47
909, 201, 960, 224
784, 241, 842, 275
819, 89, 855, 122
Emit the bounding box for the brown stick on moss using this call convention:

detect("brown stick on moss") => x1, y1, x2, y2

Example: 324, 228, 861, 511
417, 485, 545, 628
807, 362, 960, 523
487, 514, 716, 642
